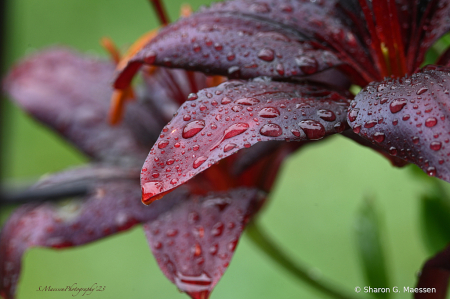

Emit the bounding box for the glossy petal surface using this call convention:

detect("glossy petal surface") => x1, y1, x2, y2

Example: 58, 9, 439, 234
114, 4, 347, 88
3, 48, 157, 165
348, 66, 450, 182
143, 188, 264, 299
141, 79, 350, 203
0, 166, 190, 299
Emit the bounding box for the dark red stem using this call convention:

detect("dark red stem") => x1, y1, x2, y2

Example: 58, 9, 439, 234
148, 0, 169, 26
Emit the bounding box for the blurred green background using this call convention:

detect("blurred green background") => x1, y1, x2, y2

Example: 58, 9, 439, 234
1, 0, 450, 298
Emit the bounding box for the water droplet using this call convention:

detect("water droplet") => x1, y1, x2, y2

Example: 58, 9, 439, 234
298, 120, 326, 140
417, 87, 428, 95
141, 181, 164, 205
144, 51, 157, 64
412, 137, 420, 144
276, 63, 285, 75
183, 120, 205, 138
221, 97, 232, 104
187, 93, 198, 101
334, 122, 346, 133
166, 229, 178, 237
227, 52, 236, 61
364, 120, 377, 128
296, 56, 318, 75
348, 108, 359, 122
425, 117, 438, 127
158, 140, 169, 149
193, 145, 200, 151
257, 48, 275, 62
211, 222, 224, 237
183, 114, 191, 121
258, 107, 280, 118
260, 123, 283, 137
389, 98, 407, 113
223, 143, 237, 152
193, 156, 207, 169
353, 124, 361, 134
232, 105, 243, 112
380, 98, 388, 104
389, 147, 397, 156
427, 166, 436, 177
228, 238, 238, 252
174, 272, 212, 299
209, 244, 218, 255
317, 109, 336, 121
235, 97, 260, 105
166, 159, 175, 165
223, 123, 249, 139
373, 132, 385, 143
291, 129, 304, 137
430, 141, 442, 151
402, 114, 410, 121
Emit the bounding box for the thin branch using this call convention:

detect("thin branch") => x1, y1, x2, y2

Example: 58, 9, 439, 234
0, 182, 89, 205
246, 222, 365, 299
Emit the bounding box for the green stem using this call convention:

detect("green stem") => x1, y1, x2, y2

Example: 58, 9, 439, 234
246, 222, 363, 299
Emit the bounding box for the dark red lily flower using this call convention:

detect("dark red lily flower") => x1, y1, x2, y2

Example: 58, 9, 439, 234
110, 0, 450, 296
0, 45, 290, 299
3, 0, 450, 299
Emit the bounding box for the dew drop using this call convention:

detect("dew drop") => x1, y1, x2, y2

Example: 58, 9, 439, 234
257, 48, 275, 62
211, 222, 224, 237
389, 146, 397, 156
298, 120, 326, 140
144, 51, 157, 64
348, 108, 359, 122
221, 97, 232, 104
425, 117, 438, 128
389, 98, 407, 113
296, 56, 318, 74
193, 156, 207, 169
373, 132, 385, 143
427, 166, 436, 177
141, 181, 164, 205
258, 107, 280, 118
182, 120, 205, 138
158, 140, 169, 149
317, 109, 336, 121
183, 114, 191, 121
260, 123, 283, 137
430, 141, 442, 151
235, 97, 260, 105
223, 143, 237, 152
417, 87, 428, 95
223, 123, 249, 139
187, 93, 198, 101
232, 105, 243, 112
364, 120, 377, 128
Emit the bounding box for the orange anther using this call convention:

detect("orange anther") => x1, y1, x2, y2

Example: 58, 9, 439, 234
180, 4, 193, 17
100, 37, 121, 64
117, 29, 159, 73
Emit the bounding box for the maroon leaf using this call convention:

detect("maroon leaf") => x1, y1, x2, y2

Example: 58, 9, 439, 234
347, 65, 450, 182
3, 48, 163, 165
415, 244, 450, 299
143, 188, 265, 299
113, 7, 347, 89
140, 79, 350, 204
0, 165, 191, 299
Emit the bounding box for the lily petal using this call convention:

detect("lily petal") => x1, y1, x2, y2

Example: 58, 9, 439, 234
141, 79, 351, 204
143, 187, 265, 299
0, 165, 193, 299
3, 48, 163, 165
348, 65, 450, 182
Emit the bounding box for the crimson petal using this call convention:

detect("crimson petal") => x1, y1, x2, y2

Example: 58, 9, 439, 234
348, 65, 450, 182
114, 8, 345, 89
3, 48, 162, 165
415, 244, 450, 299
141, 79, 350, 203
143, 188, 264, 299
0, 165, 190, 299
